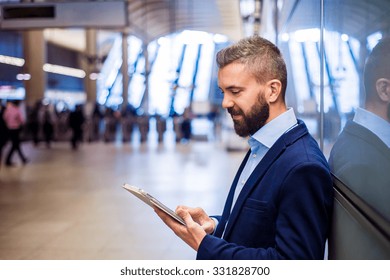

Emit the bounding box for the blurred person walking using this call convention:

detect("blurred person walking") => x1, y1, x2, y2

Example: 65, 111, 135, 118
68, 104, 85, 150
0, 101, 9, 170
28, 100, 42, 146
42, 104, 55, 148
3, 100, 28, 166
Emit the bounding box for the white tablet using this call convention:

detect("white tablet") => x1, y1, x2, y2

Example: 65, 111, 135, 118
122, 184, 186, 226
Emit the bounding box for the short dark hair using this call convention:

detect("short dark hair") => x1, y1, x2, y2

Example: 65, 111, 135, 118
216, 36, 288, 98
363, 37, 390, 101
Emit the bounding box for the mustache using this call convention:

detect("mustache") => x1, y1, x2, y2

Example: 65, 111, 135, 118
228, 107, 243, 116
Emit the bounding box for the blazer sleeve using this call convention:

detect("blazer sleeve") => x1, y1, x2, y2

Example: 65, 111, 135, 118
197, 162, 333, 260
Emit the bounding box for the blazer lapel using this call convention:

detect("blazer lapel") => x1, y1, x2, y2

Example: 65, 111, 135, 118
214, 150, 251, 237
222, 121, 308, 239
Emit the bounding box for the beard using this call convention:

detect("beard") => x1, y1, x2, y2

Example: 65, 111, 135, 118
228, 94, 270, 137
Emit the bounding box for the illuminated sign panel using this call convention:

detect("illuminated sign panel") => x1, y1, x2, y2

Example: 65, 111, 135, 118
0, 2, 127, 29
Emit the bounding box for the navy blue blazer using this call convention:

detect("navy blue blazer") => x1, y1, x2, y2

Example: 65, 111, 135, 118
197, 120, 333, 259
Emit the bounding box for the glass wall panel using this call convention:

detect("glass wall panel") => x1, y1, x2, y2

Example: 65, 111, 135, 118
323, 0, 390, 259
276, 0, 389, 259
277, 0, 322, 140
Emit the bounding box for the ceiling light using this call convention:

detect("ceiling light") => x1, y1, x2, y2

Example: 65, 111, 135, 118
0, 55, 25, 67
43, 63, 86, 78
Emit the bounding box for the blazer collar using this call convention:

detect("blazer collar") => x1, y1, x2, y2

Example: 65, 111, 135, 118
222, 120, 308, 238
345, 120, 390, 152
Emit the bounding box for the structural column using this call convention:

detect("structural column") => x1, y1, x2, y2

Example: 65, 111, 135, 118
121, 32, 129, 109
23, 30, 46, 107
84, 28, 97, 104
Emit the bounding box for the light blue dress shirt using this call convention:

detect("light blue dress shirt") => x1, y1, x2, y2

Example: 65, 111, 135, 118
230, 108, 298, 211
353, 107, 390, 148
215, 108, 298, 236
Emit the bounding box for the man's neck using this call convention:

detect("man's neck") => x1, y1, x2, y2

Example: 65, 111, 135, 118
265, 103, 287, 125
365, 102, 390, 123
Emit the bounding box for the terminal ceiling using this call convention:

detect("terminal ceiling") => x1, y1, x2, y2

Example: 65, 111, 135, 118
1, 0, 390, 51
0, 0, 243, 51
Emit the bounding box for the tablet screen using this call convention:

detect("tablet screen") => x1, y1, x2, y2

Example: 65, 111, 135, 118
122, 184, 186, 226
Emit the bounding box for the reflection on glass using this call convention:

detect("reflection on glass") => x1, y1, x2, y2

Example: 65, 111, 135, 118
328, 37, 390, 219
283, 29, 361, 144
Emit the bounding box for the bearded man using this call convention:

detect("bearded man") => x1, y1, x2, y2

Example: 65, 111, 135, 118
156, 36, 333, 260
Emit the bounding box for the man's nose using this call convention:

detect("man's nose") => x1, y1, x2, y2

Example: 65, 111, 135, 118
222, 95, 234, 109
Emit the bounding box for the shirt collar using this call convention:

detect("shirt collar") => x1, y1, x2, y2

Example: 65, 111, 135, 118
250, 108, 298, 149
353, 107, 390, 148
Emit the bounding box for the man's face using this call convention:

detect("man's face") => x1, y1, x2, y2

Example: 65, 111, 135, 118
218, 62, 270, 137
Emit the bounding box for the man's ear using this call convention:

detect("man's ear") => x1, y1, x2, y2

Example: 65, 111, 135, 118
267, 79, 282, 103
376, 78, 390, 102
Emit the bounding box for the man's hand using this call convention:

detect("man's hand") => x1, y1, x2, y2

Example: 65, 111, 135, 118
154, 205, 215, 251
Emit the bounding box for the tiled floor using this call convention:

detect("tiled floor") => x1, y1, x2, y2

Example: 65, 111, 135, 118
0, 135, 245, 260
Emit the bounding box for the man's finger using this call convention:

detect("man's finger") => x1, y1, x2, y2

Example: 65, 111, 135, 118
177, 208, 195, 225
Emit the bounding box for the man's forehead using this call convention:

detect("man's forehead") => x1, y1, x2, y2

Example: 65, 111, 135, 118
219, 62, 246, 72
218, 64, 255, 88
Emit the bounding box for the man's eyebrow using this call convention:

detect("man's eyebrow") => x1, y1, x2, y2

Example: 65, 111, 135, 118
225, 85, 244, 90
218, 84, 244, 91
